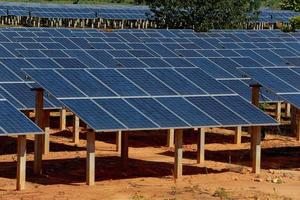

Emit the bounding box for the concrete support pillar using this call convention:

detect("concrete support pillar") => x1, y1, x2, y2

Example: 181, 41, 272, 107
116, 130, 122, 153
73, 115, 80, 145
33, 88, 44, 175
17, 135, 26, 191
234, 126, 242, 144
86, 132, 95, 186
296, 109, 300, 142
43, 109, 50, 155
60, 108, 66, 130
174, 129, 183, 179
275, 102, 281, 122
121, 132, 129, 169
285, 103, 291, 118
250, 84, 262, 174
197, 128, 205, 164
167, 129, 174, 147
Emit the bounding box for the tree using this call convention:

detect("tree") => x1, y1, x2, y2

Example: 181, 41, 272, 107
280, 0, 300, 11
146, 0, 260, 31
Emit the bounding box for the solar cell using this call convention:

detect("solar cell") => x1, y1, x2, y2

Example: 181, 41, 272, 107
94, 98, 158, 129
126, 98, 188, 127
0, 100, 42, 135
61, 99, 125, 131
186, 96, 247, 125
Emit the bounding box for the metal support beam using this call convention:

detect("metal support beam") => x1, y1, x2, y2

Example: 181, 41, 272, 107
86, 132, 95, 186
17, 135, 26, 191
197, 128, 205, 164
174, 129, 183, 179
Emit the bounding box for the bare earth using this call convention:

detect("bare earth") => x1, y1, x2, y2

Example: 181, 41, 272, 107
0, 128, 300, 200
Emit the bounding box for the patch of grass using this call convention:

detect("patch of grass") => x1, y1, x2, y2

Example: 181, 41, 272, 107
213, 187, 232, 200
131, 192, 146, 200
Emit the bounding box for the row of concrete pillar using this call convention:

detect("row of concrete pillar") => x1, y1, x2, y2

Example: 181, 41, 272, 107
15, 85, 300, 190
0, 16, 154, 29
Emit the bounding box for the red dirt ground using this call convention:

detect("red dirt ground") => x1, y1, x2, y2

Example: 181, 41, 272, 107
0, 127, 300, 200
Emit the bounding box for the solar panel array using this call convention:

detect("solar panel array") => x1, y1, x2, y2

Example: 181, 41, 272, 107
241, 67, 300, 109
248, 9, 299, 23
24, 68, 277, 131
0, 95, 42, 135
0, 2, 150, 20
0, 27, 299, 113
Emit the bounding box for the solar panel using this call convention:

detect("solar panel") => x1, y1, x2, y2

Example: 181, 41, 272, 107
240, 67, 300, 109
24, 68, 277, 131
0, 99, 42, 135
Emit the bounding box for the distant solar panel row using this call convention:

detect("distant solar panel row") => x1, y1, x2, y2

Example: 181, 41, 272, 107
248, 9, 299, 23
0, 2, 151, 20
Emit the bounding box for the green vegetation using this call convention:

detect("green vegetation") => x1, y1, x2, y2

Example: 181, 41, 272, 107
146, 0, 260, 32
280, 0, 300, 11
213, 187, 232, 200
261, 0, 281, 9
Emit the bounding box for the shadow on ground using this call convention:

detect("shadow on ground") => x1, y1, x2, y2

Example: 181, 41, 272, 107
0, 156, 228, 185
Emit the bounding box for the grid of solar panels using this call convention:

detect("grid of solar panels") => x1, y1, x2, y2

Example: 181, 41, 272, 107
0, 2, 150, 20
0, 28, 299, 110
240, 67, 300, 109
24, 68, 277, 131
0, 95, 42, 135
248, 9, 299, 23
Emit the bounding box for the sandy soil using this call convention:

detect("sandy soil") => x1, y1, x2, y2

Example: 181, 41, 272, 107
0, 127, 300, 200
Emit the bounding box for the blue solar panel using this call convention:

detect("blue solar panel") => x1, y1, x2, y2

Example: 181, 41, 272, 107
0, 100, 42, 135
215, 96, 276, 124
64, 50, 105, 68
0, 63, 21, 82
119, 69, 176, 96
163, 58, 196, 68
146, 44, 177, 57
139, 58, 173, 68
267, 68, 300, 91
148, 68, 206, 95
241, 68, 299, 93
126, 98, 188, 127
26, 58, 62, 69
280, 94, 300, 109
187, 58, 234, 78
209, 58, 244, 78
90, 69, 147, 96
94, 98, 158, 129
57, 69, 116, 97
24, 69, 85, 98
41, 50, 68, 58
175, 68, 233, 94
61, 99, 125, 131
186, 96, 248, 125
156, 97, 219, 127
54, 58, 88, 68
